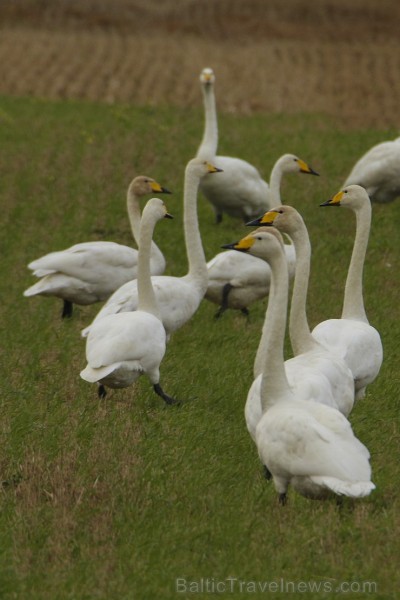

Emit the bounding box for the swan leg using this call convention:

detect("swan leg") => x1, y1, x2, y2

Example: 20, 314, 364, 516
214, 283, 233, 319
263, 465, 272, 481
215, 212, 223, 224
278, 493, 287, 506
62, 300, 73, 319
153, 383, 179, 405
240, 307, 250, 317
98, 384, 107, 399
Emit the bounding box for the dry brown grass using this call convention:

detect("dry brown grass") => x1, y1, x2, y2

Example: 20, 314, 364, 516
0, 0, 400, 127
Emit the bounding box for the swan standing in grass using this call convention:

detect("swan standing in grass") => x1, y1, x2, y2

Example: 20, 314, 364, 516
229, 229, 375, 503
245, 206, 355, 431
82, 158, 222, 339
343, 136, 400, 203
224, 225, 354, 444
206, 153, 318, 318
197, 67, 270, 223
80, 198, 177, 404
312, 185, 383, 400
24, 176, 171, 318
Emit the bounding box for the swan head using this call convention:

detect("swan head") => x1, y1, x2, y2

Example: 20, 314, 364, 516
246, 205, 304, 237
321, 184, 371, 210
128, 176, 171, 198
277, 154, 319, 176
200, 67, 215, 86
222, 227, 284, 258
186, 157, 223, 179
142, 197, 174, 222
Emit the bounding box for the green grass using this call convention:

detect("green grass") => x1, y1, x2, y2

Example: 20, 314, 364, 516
0, 95, 399, 599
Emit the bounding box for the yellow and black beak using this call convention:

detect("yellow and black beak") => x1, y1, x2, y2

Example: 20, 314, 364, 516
298, 159, 319, 176
320, 190, 344, 207
207, 162, 224, 174
221, 233, 255, 253
151, 182, 172, 194
164, 212, 174, 219
246, 210, 280, 227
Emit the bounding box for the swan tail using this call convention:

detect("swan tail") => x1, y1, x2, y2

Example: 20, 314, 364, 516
80, 364, 116, 383
23, 279, 51, 297
310, 476, 375, 498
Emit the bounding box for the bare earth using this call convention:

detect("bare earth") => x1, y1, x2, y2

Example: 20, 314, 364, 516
1, 0, 400, 127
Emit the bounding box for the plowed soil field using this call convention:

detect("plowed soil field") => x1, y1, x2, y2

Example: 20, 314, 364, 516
1, 0, 400, 127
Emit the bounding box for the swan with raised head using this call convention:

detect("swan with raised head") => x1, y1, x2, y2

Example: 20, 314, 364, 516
343, 136, 400, 203
246, 205, 355, 427
229, 228, 375, 503
24, 176, 170, 318
80, 197, 177, 404
82, 158, 222, 339
311, 185, 383, 399
224, 224, 354, 444
206, 153, 318, 317
197, 67, 269, 223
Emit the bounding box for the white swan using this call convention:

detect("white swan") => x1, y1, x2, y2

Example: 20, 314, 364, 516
234, 229, 375, 503
82, 158, 222, 339
197, 67, 270, 223
343, 136, 400, 203
207, 153, 318, 317
312, 185, 383, 400
80, 197, 177, 404
247, 205, 355, 418
24, 176, 170, 318
225, 225, 354, 444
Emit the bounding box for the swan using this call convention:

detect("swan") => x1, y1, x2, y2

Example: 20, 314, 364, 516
206, 153, 319, 317
343, 136, 400, 203
311, 185, 383, 400
197, 67, 270, 223
231, 228, 375, 503
247, 205, 355, 418
224, 224, 354, 444
24, 176, 170, 318
82, 158, 222, 339
80, 197, 177, 404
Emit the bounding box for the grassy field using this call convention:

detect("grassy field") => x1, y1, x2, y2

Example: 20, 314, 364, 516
0, 95, 399, 599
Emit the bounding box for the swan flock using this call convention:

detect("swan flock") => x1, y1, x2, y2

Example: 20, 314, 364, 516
23, 66, 386, 506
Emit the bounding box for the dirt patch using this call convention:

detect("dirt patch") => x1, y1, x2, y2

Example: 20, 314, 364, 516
1, 0, 400, 127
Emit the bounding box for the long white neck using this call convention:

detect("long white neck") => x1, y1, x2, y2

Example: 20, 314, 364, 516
288, 222, 320, 355
259, 248, 293, 412
197, 83, 218, 160
268, 159, 285, 204
184, 166, 208, 288
341, 202, 370, 322
137, 210, 160, 319
127, 186, 165, 269
253, 264, 275, 378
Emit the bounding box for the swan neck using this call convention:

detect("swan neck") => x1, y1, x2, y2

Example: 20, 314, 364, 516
288, 226, 318, 355
197, 83, 218, 160
184, 167, 208, 287
127, 187, 165, 269
137, 212, 160, 318
269, 162, 283, 204
342, 203, 370, 321
259, 249, 292, 411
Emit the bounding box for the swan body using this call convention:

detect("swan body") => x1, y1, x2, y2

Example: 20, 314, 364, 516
343, 136, 400, 203
24, 176, 170, 318
206, 153, 318, 317
231, 229, 374, 503
313, 185, 383, 399
82, 158, 222, 339
197, 67, 269, 222
80, 197, 176, 404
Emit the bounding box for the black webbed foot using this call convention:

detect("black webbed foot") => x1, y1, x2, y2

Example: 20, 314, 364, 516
98, 384, 107, 399
154, 383, 180, 406
62, 300, 73, 319
279, 493, 287, 506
